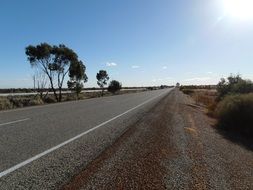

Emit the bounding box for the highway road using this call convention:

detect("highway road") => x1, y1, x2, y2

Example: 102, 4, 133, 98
0, 88, 172, 189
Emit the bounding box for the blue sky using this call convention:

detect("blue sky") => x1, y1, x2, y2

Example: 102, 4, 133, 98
1, 0, 253, 88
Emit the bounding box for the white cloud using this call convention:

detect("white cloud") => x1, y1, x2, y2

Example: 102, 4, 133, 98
106, 62, 117, 67
131, 65, 140, 69
207, 71, 213, 74
162, 66, 167, 70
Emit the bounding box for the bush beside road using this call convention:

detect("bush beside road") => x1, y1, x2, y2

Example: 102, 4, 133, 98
180, 74, 253, 149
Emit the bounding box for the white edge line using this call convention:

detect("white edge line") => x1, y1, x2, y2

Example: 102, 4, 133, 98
0, 89, 170, 178
0, 118, 30, 127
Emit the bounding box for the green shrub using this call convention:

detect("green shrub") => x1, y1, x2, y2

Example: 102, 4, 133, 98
215, 93, 253, 136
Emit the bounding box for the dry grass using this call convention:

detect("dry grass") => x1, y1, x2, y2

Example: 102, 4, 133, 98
182, 87, 253, 139
183, 89, 218, 116
0, 97, 13, 110
181, 89, 194, 95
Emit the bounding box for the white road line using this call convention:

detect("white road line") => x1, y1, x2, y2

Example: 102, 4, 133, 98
0, 118, 30, 127
0, 89, 170, 178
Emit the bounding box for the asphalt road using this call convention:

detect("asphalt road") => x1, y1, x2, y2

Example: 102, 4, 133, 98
0, 88, 172, 189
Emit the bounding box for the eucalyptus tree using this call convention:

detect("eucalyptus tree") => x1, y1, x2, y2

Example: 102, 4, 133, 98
96, 70, 109, 96
25, 43, 87, 102
68, 61, 88, 99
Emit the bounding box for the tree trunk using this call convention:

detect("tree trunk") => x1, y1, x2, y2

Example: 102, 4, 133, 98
102, 87, 104, 96
59, 87, 62, 102
49, 77, 59, 102
76, 91, 79, 100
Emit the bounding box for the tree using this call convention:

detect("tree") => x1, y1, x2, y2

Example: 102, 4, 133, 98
108, 80, 122, 94
68, 61, 88, 99
96, 70, 109, 96
217, 77, 228, 99
217, 74, 253, 100
25, 43, 86, 102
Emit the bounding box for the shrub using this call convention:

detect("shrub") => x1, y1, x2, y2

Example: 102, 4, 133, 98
44, 96, 57, 103
181, 89, 194, 95
215, 93, 253, 136
64, 93, 85, 101
0, 98, 13, 110
108, 80, 122, 94
207, 101, 218, 116
7, 97, 28, 108
28, 97, 44, 106
147, 87, 154, 90
194, 93, 213, 106
217, 74, 253, 100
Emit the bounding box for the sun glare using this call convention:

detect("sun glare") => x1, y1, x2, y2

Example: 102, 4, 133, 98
223, 0, 253, 20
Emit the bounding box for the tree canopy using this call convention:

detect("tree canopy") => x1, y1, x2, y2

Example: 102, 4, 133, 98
108, 80, 122, 94
25, 43, 87, 102
217, 74, 253, 100
68, 61, 88, 98
96, 70, 109, 96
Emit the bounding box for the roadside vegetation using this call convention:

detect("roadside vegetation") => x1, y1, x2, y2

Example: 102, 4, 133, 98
108, 80, 122, 94
25, 43, 88, 102
180, 74, 253, 141
215, 93, 253, 136
215, 75, 253, 138
96, 70, 109, 96
180, 85, 217, 115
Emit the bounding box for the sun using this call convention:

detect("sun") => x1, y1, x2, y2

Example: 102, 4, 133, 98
223, 0, 253, 20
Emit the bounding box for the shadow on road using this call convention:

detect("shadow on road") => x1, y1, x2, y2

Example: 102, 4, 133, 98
186, 102, 253, 152
215, 127, 253, 152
